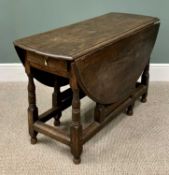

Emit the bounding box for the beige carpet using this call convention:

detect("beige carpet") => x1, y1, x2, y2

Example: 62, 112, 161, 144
0, 82, 169, 175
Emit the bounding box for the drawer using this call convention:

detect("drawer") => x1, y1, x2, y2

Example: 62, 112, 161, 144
27, 51, 69, 77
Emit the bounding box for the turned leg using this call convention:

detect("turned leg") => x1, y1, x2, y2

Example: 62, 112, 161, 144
126, 103, 135, 116
27, 72, 38, 144
141, 63, 150, 103
52, 79, 62, 126
70, 66, 83, 164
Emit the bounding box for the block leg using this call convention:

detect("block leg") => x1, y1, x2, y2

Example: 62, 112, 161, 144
94, 103, 105, 123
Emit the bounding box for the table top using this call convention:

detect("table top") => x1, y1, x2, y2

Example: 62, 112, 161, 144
14, 13, 159, 61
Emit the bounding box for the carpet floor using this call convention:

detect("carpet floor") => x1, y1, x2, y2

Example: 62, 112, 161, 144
0, 82, 169, 175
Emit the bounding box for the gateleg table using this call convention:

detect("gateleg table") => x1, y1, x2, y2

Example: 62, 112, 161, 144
14, 13, 160, 164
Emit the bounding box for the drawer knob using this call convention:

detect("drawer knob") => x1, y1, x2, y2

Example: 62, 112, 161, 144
44, 58, 48, 66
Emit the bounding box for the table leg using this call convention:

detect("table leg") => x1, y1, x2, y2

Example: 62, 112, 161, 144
141, 62, 150, 103
70, 67, 83, 164
126, 103, 135, 116
27, 73, 38, 144
52, 79, 62, 126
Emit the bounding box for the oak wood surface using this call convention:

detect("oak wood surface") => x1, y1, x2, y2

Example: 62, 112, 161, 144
14, 13, 159, 60
75, 24, 159, 104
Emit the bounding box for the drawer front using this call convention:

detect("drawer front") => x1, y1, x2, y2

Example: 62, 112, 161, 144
27, 51, 69, 77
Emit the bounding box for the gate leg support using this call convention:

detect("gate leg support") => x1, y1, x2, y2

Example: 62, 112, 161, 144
141, 62, 150, 103
53, 79, 62, 126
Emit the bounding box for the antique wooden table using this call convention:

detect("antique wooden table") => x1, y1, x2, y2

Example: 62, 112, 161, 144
14, 13, 160, 164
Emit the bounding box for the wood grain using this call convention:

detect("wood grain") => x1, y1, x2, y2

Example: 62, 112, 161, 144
14, 13, 159, 60
75, 24, 159, 104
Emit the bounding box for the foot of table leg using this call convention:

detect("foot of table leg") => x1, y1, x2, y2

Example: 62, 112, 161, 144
126, 103, 134, 116
141, 94, 147, 103
71, 122, 82, 164
31, 136, 37, 145
54, 116, 61, 126
28, 107, 38, 144
73, 157, 81, 164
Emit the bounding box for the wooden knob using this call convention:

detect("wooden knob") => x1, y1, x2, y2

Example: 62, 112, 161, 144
44, 58, 48, 66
